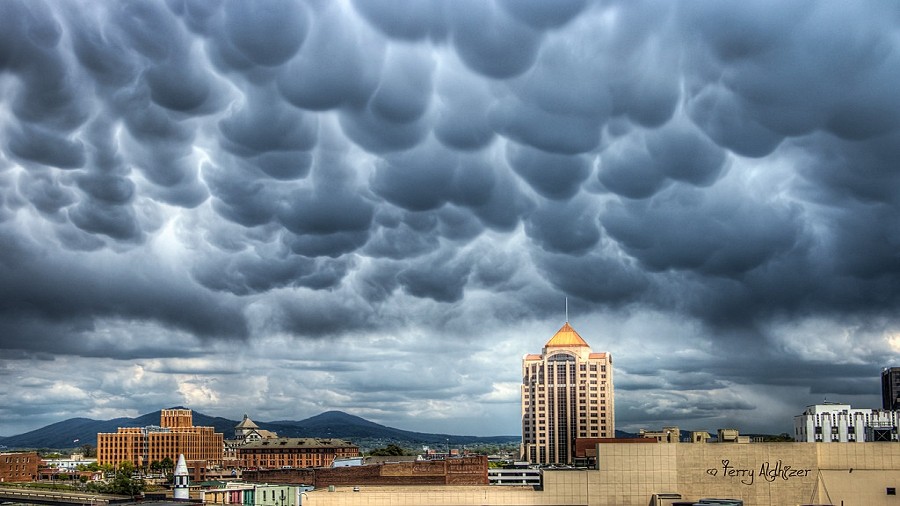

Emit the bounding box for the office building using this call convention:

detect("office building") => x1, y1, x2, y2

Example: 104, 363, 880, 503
521, 321, 614, 465
97, 408, 224, 469
883, 367, 900, 410
794, 403, 900, 442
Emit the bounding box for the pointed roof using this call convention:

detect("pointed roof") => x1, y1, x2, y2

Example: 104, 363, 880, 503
545, 322, 590, 348
174, 454, 188, 476
236, 414, 259, 429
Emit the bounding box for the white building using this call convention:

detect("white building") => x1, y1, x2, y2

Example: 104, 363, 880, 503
794, 403, 900, 442
44, 454, 96, 472
488, 466, 542, 486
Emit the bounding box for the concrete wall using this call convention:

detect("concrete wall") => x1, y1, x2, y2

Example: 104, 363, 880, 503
591, 441, 900, 506
301, 485, 555, 506
297, 443, 900, 506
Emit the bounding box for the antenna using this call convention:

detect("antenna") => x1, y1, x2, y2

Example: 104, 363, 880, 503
565, 297, 569, 323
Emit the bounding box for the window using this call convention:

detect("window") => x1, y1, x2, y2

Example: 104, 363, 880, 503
887, 488, 896, 496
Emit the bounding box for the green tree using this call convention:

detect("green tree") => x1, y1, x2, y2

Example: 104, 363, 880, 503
86, 465, 145, 496
79, 444, 96, 458
160, 456, 175, 479
369, 444, 407, 456
118, 460, 135, 476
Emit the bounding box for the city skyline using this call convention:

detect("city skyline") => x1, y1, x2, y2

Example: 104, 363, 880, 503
3, 1, 900, 438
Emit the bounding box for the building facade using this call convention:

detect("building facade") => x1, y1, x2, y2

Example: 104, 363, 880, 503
521, 322, 614, 465
0, 452, 39, 483
242, 455, 488, 487
225, 414, 279, 469
883, 367, 900, 410
238, 438, 360, 469
794, 403, 900, 442
292, 443, 900, 506
43, 453, 97, 471
97, 408, 224, 469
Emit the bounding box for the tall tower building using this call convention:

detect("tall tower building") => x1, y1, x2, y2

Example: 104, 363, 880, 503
521, 322, 614, 465
883, 367, 900, 410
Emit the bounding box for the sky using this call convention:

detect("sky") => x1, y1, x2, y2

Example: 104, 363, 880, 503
2, 0, 900, 439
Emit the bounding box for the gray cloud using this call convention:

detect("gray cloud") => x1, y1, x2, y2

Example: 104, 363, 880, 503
2, 0, 900, 438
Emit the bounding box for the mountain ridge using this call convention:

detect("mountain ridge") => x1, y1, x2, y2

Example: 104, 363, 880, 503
0, 408, 520, 450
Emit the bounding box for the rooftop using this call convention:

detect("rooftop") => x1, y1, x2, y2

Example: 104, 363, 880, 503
545, 322, 590, 348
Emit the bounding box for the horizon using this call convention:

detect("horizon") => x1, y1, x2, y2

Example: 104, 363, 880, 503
3, 1, 900, 439
1, 404, 813, 441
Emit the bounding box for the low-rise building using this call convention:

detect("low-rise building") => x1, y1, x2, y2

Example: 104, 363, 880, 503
488, 465, 541, 486
243, 455, 488, 487
794, 403, 900, 442
639, 426, 681, 443
203, 483, 304, 506
225, 414, 279, 470
1, 451, 39, 483
43, 453, 97, 472
716, 428, 750, 443
238, 438, 359, 470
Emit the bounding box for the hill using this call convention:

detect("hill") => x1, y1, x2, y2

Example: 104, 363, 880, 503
0, 409, 519, 450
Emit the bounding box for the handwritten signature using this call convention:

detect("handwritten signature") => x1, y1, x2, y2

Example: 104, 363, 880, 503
705, 459, 811, 486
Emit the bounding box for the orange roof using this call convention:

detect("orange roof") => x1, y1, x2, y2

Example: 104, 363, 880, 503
545, 322, 590, 348
523, 354, 542, 361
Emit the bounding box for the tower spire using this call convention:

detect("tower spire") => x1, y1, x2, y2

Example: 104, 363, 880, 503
565, 297, 569, 323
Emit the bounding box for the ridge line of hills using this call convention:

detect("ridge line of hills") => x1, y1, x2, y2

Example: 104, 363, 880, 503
0, 408, 525, 450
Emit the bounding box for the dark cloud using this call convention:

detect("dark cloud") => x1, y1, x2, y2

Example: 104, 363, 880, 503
601, 184, 800, 276
525, 195, 601, 255
222, 0, 308, 67
506, 143, 591, 200
398, 250, 473, 303
498, 0, 587, 30
449, 0, 543, 79
277, 3, 385, 111
3, 0, 900, 437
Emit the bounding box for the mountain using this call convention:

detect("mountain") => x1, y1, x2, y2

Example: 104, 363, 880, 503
0, 409, 519, 450
264, 410, 518, 445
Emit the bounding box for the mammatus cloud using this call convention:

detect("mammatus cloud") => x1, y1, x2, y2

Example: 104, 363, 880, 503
1, 0, 900, 437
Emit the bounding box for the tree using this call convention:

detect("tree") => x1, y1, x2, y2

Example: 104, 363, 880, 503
160, 456, 175, 478
369, 444, 407, 456
80, 444, 96, 457
86, 465, 145, 496
118, 460, 135, 476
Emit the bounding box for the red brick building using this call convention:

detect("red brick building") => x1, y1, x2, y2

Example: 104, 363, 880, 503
243, 455, 488, 487
238, 438, 359, 469
1, 452, 39, 483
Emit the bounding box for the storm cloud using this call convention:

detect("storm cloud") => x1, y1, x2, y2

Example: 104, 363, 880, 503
2, 0, 900, 437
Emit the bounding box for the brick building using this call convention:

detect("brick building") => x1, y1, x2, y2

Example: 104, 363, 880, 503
243, 455, 488, 487
97, 408, 223, 469
1, 451, 39, 483
239, 438, 359, 469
